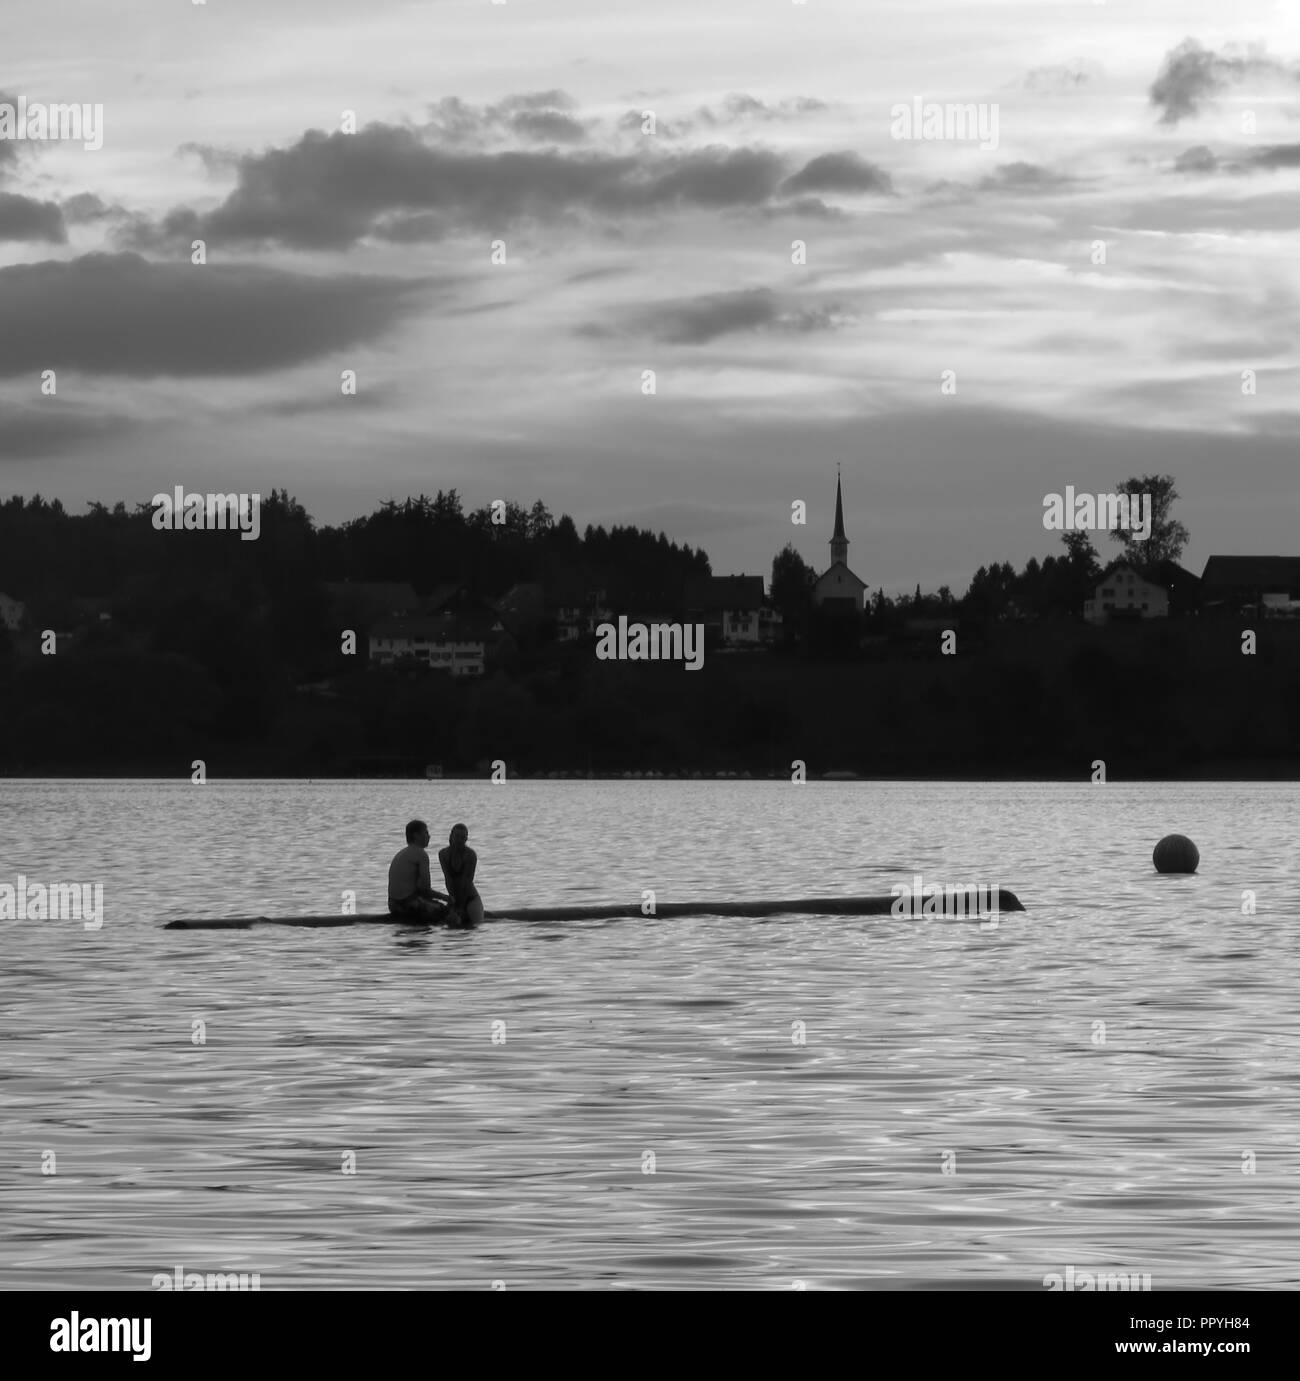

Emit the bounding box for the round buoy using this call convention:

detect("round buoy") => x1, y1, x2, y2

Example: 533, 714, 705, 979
1153, 834, 1199, 874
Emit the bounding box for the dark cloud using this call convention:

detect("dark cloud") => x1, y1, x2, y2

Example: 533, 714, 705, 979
1248, 143, 1300, 170
1173, 145, 1217, 174
424, 97, 486, 144
977, 162, 1071, 193
780, 152, 892, 196
646, 288, 780, 342
372, 211, 448, 242
509, 110, 586, 143
583, 287, 851, 345
60, 192, 120, 224
424, 91, 582, 146
1150, 38, 1300, 124
0, 403, 137, 461
644, 147, 785, 208
0, 252, 431, 378
1168, 142, 1300, 176
138, 125, 789, 248
0, 192, 66, 242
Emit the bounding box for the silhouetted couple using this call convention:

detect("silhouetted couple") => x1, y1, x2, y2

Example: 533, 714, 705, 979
388, 820, 484, 926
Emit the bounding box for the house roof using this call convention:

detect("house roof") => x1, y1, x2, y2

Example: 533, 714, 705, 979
495, 581, 544, 613
371, 613, 497, 642
1145, 560, 1201, 588
1201, 556, 1300, 590
684, 575, 765, 612
1094, 561, 1163, 587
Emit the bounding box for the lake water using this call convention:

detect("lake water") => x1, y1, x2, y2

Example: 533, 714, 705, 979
2, 779, 1298, 1289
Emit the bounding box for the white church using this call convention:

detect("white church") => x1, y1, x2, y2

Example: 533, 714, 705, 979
811, 473, 868, 612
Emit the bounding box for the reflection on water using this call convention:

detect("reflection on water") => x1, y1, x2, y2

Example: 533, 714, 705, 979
2, 780, 1299, 1288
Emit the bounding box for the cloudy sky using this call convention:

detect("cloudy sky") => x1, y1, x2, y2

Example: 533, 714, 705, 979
2, 0, 1298, 592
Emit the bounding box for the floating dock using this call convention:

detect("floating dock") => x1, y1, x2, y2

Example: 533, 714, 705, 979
163, 889, 1025, 929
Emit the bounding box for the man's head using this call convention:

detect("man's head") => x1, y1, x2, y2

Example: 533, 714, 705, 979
449, 822, 469, 847
406, 819, 431, 847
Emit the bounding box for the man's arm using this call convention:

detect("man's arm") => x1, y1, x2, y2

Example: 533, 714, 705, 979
416, 849, 437, 899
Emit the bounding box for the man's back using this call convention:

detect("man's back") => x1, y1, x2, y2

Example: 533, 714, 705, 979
389, 842, 431, 901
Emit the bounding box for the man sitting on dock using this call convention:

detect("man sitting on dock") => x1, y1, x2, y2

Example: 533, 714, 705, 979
388, 820, 448, 921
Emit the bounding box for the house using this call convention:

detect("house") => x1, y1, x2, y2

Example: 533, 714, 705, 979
811, 473, 868, 612
1200, 556, 1300, 616
0, 592, 25, 631
683, 574, 770, 644
757, 605, 783, 643
544, 579, 612, 641
1083, 563, 1168, 623
369, 611, 511, 676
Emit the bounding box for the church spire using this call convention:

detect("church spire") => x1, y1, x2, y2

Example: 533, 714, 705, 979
830, 468, 848, 567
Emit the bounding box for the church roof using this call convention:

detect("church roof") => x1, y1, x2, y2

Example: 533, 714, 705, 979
813, 561, 867, 593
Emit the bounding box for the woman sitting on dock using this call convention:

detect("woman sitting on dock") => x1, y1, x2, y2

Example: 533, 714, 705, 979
439, 822, 484, 926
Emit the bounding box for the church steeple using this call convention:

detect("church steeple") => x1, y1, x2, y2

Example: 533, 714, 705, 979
830, 469, 849, 567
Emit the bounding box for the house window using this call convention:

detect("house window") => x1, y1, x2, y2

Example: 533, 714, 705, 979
1102, 588, 1114, 598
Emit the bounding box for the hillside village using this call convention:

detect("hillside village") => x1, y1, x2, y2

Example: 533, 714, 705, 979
2, 479, 1298, 681
322, 479, 1300, 678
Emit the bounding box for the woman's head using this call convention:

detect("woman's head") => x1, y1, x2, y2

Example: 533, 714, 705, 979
449, 822, 469, 847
